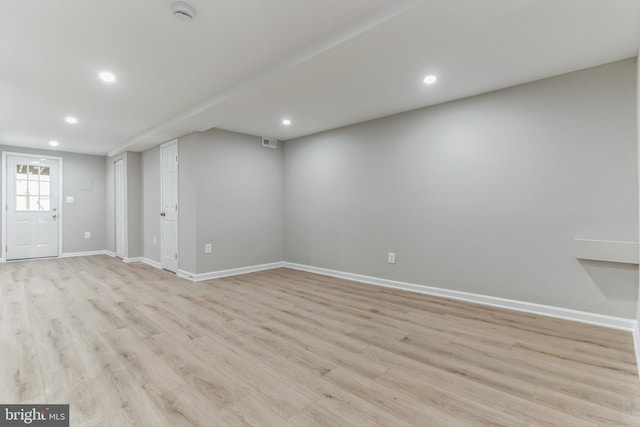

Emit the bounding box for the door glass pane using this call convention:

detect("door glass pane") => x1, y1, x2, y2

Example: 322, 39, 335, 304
28, 166, 39, 176
40, 181, 50, 197
29, 196, 38, 210
16, 196, 28, 210
16, 164, 27, 177
38, 197, 50, 211
28, 181, 39, 195
16, 180, 28, 195
40, 166, 50, 177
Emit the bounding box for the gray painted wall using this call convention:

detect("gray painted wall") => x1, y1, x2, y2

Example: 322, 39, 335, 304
178, 129, 284, 274
284, 58, 639, 318
178, 138, 197, 273
0, 145, 106, 256
142, 146, 161, 263
62, 152, 107, 254
127, 152, 142, 258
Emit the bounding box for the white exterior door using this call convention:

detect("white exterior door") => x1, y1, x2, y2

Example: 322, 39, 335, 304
6, 155, 60, 260
114, 158, 126, 259
161, 141, 178, 272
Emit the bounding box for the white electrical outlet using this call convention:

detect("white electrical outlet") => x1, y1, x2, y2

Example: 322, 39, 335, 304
84, 232, 91, 239
205, 243, 212, 253
153, 237, 157, 245
387, 252, 396, 264
66, 196, 74, 203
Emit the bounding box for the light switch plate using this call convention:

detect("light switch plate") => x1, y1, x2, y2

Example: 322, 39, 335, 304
66, 196, 74, 203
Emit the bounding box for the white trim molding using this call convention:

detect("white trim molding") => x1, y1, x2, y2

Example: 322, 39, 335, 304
141, 257, 162, 269
105, 251, 116, 257
283, 262, 638, 332
177, 269, 193, 280
123, 257, 143, 264
62, 250, 108, 258
177, 262, 285, 282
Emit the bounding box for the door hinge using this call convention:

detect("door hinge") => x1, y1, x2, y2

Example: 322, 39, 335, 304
175, 155, 178, 162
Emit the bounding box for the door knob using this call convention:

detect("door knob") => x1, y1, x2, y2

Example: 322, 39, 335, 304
160, 212, 166, 217
52, 214, 57, 220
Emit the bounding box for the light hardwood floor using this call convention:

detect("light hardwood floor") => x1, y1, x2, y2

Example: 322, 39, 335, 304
1, 255, 639, 426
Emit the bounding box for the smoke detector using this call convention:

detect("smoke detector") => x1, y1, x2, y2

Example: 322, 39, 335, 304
171, 1, 196, 21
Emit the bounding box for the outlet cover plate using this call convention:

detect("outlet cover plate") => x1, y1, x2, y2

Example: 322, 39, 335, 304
388, 252, 396, 264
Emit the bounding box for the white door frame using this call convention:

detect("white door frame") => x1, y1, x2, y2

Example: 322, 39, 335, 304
1, 151, 64, 262
160, 139, 178, 272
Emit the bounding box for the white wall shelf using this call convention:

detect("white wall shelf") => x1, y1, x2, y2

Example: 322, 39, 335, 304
573, 239, 639, 265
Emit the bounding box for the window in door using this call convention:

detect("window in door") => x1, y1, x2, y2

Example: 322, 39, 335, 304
15, 163, 51, 211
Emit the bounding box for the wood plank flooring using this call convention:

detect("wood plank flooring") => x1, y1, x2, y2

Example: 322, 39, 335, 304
1, 255, 639, 426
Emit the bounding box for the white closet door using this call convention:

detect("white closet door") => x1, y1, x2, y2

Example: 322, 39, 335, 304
161, 141, 178, 272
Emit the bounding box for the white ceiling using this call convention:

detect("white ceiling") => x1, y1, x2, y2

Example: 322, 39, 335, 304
1, 0, 639, 156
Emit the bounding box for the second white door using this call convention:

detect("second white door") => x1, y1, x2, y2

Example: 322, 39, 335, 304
161, 141, 178, 272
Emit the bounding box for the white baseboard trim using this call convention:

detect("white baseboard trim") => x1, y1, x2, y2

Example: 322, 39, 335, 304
178, 262, 285, 282
105, 251, 116, 257
61, 250, 108, 258
123, 257, 142, 264
141, 258, 162, 269
283, 262, 637, 332
176, 269, 193, 280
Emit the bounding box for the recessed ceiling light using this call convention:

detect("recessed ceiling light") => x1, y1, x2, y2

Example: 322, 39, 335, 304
423, 75, 437, 85
49, 140, 59, 147
99, 71, 116, 83
65, 116, 78, 124
282, 119, 291, 126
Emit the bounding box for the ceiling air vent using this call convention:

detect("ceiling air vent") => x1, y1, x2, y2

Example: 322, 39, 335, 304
262, 137, 278, 149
